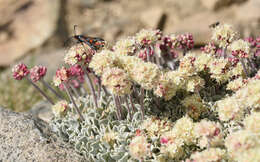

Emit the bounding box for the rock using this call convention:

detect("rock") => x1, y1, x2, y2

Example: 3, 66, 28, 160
27, 101, 53, 123
200, 0, 248, 11
234, 0, 260, 37
0, 0, 60, 66
0, 107, 85, 161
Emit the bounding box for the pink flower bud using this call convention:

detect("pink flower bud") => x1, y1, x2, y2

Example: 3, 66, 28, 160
160, 137, 169, 144
12, 63, 30, 80
30, 65, 47, 82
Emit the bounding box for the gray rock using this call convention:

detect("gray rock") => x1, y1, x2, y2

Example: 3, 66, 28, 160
0, 107, 86, 162
27, 100, 54, 123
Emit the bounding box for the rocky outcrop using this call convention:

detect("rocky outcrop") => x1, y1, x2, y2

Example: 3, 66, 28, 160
0, 107, 85, 161
0, 0, 60, 66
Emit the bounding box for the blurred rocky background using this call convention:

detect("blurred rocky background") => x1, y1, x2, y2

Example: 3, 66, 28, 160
0, 0, 259, 111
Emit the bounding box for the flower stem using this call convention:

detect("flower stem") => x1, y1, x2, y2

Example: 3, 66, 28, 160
124, 95, 132, 119
240, 58, 249, 77
140, 88, 145, 120
64, 83, 84, 121
113, 95, 121, 120
84, 71, 98, 108
70, 84, 80, 98
40, 79, 64, 100
129, 94, 136, 113
26, 77, 54, 105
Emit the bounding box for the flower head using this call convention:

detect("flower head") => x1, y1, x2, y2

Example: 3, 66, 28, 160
113, 37, 136, 56
12, 63, 30, 80
64, 43, 94, 65
129, 135, 149, 160
52, 100, 68, 117
101, 67, 132, 96
212, 24, 238, 48
135, 29, 161, 46
53, 67, 70, 87
229, 39, 251, 58
30, 65, 47, 82
194, 120, 223, 148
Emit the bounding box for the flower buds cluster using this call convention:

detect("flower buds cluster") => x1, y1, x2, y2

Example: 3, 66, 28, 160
12, 63, 30, 80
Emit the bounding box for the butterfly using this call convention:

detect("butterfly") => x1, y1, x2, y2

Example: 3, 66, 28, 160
65, 25, 106, 51
209, 22, 220, 28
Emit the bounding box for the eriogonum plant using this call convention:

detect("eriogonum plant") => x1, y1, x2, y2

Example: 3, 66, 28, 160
13, 23, 260, 161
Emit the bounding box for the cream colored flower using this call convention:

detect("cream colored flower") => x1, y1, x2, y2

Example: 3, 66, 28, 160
129, 136, 149, 160
101, 67, 132, 96
52, 100, 68, 117
211, 24, 238, 48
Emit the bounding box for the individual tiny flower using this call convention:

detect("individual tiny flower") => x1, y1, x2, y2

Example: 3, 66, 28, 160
181, 94, 207, 120
12, 63, 30, 80
229, 39, 251, 58
194, 120, 223, 148
160, 137, 169, 144
129, 135, 149, 160
52, 100, 68, 117
211, 24, 238, 48
101, 67, 132, 96
30, 65, 47, 82
53, 67, 70, 87
186, 148, 227, 162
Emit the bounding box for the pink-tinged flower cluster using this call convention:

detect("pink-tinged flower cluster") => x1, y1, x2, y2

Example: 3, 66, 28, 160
194, 120, 223, 148
137, 46, 154, 60
245, 36, 260, 57
101, 67, 132, 96
211, 24, 238, 48
201, 42, 217, 56
30, 66, 47, 82
181, 94, 207, 120
225, 129, 260, 161
52, 100, 68, 117
129, 135, 149, 160
12, 63, 30, 80
153, 72, 178, 101
229, 39, 251, 58
135, 29, 162, 46
141, 116, 173, 138
53, 67, 70, 87
64, 43, 95, 65
177, 33, 194, 50
160, 116, 196, 159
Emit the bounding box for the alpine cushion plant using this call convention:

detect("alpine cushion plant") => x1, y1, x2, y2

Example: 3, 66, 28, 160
12, 23, 260, 161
